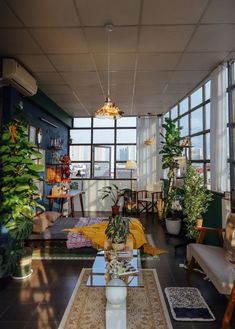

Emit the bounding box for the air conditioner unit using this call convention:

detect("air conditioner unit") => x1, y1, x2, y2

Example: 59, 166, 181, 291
2, 58, 38, 96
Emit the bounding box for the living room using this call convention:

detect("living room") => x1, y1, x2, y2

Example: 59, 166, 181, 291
0, 1, 235, 329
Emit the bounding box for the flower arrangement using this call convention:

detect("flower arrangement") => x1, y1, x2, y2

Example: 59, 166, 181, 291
60, 154, 71, 180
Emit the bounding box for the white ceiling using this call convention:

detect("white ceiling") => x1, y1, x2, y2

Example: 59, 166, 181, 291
0, 0, 235, 117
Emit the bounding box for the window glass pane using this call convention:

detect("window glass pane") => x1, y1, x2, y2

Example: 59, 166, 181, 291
94, 163, 111, 178
94, 146, 110, 161
232, 62, 235, 84
205, 103, 210, 130
232, 89, 235, 122
164, 112, 169, 119
116, 145, 136, 161
206, 133, 210, 159
191, 135, 203, 160
191, 87, 202, 109
93, 118, 114, 127
117, 117, 136, 127
117, 129, 136, 143
171, 106, 178, 120
73, 118, 91, 128
70, 129, 91, 144
179, 115, 189, 137
93, 129, 114, 143
205, 81, 211, 101
191, 108, 203, 134
206, 163, 211, 190
179, 98, 188, 115
70, 162, 91, 179
191, 163, 204, 177
69, 145, 91, 161
116, 163, 131, 179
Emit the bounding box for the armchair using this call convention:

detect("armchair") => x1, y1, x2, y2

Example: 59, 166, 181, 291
136, 182, 163, 214
187, 213, 235, 329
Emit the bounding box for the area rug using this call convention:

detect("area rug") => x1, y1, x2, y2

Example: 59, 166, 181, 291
59, 269, 173, 329
164, 287, 215, 321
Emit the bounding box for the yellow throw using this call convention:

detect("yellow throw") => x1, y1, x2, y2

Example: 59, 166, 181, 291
64, 218, 166, 256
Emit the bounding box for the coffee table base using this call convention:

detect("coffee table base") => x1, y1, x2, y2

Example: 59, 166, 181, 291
106, 282, 127, 329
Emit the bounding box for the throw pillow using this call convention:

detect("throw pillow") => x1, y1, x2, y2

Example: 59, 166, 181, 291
45, 211, 61, 223
32, 216, 49, 234
223, 213, 235, 259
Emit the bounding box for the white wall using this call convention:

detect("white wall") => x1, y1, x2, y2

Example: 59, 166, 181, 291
73, 179, 137, 212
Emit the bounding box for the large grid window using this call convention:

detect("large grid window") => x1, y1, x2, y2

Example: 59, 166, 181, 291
166, 81, 211, 189
70, 117, 137, 179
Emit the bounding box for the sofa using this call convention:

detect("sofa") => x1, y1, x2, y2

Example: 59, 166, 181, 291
187, 213, 235, 329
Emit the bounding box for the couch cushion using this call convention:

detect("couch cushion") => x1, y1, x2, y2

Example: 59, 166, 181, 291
223, 213, 235, 259
32, 216, 49, 234
187, 243, 234, 295
44, 211, 61, 223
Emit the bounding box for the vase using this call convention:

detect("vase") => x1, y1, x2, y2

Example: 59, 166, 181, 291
165, 218, 181, 235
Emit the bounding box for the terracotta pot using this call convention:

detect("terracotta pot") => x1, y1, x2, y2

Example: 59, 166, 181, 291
196, 218, 203, 228
111, 205, 120, 215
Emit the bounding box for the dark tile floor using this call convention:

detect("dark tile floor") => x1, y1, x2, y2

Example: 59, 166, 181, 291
0, 212, 234, 329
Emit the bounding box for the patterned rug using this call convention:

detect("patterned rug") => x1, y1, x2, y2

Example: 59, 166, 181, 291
59, 269, 172, 329
165, 287, 215, 321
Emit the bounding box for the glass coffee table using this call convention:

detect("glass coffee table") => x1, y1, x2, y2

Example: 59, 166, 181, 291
86, 249, 143, 329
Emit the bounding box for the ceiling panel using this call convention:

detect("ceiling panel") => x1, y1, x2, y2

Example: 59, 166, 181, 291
61, 71, 100, 87
8, 0, 80, 27
93, 53, 136, 71
137, 53, 181, 70
17, 55, 56, 72
49, 54, 94, 71
135, 71, 173, 84
85, 27, 138, 53
35, 72, 65, 84
139, 26, 195, 52
75, 0, 141, 26
171, 71, 210, 83
0, 29, 42, 54
177, 52, 227, 70
0, 1, 23, 27
142, 0, 207, 24
30, 28, 87, 54
166, 83, 195, 94
202, 0, 235, 23
39, 85, 73, 95
187, 25, 235, 52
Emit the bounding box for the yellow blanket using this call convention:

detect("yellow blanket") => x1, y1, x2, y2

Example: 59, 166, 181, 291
64, 218, 166, 256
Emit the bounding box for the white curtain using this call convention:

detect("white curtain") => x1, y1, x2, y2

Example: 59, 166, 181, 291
136, 116, 162, 190
210, 64, 228, 192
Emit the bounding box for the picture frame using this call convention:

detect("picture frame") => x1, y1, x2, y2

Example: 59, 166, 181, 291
28, 125, 36, 144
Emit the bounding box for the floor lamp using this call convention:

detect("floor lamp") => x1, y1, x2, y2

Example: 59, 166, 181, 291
125, 160, 137, 191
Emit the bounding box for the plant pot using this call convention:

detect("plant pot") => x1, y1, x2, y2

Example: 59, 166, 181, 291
112, 242, 126, 251
12, 248, 33, 280
196, 218, 203, 228
165, 218, 181, 235
111, 205, 120, 215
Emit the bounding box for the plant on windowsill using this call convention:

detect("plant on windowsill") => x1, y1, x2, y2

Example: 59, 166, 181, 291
0, 118, 44, 279
105, 215, 130, 251
99, 184, 126, 215
183, 165, 213, 240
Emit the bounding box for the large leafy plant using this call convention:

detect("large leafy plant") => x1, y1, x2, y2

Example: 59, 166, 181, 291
105, 215, 130, 244
159, 117, 184, 219
99, 184, 125, 206
183, 165, 213, 240
0, 118, 44, 276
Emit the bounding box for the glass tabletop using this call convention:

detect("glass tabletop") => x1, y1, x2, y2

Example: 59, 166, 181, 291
86, 249, 143, 287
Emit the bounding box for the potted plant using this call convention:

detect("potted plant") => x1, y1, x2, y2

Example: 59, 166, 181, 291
0, 118, 44, 279
105, 215, 130, 250
165, 187, 183, 235
183, 165, 213, 240
159, 118, 184, 220
99, 184, 125, 215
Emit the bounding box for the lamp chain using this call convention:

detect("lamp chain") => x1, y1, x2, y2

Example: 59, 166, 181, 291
107, 27, 110, 98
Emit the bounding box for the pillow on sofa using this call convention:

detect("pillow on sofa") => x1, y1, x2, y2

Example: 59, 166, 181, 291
44, 211, 61, 223
32, 216, 49, 234
223, 213, 235, 259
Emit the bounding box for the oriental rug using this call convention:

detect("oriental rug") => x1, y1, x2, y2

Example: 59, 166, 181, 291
165, 287, 215, 321
59, 268, 172, 329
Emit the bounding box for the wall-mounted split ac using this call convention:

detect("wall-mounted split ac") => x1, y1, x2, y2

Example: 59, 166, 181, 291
1, 58, 38, 96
